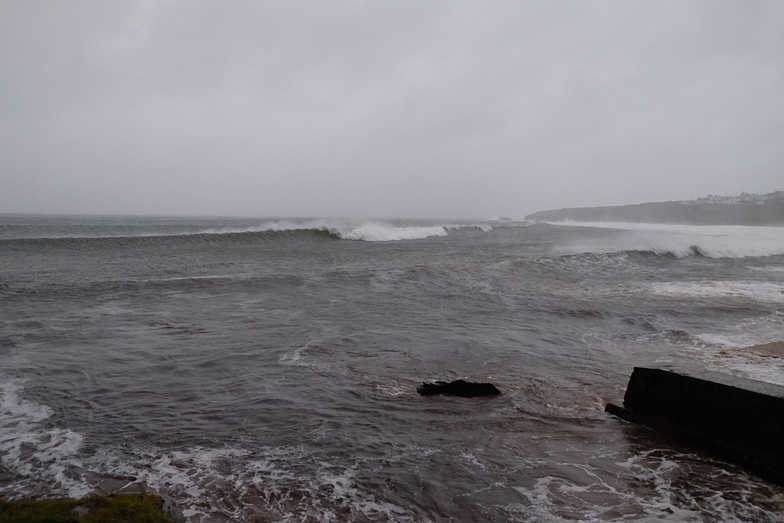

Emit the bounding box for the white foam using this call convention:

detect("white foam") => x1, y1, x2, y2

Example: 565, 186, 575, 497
256, 218, 491, 241
695, 313, 784, 348
81, 444, 413, 521
510, 449, 777, 522
665, 314, 784, 385
279, 346, 306, 365
340, 223, 448, 242
748, 264, 784, 275
0, 379, 52, 423
0, 378, 88, 499
553, 221, 784, 258
650, 281, 784, 304
374, 381, 408, 397
6, 217, 493, 242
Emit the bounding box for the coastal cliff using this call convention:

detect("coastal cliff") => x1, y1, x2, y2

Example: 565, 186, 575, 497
525, 193, 784, 226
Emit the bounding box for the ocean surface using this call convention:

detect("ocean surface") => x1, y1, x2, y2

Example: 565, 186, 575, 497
1, 214, 784, 522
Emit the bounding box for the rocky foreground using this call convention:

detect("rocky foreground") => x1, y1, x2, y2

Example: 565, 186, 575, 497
0, 493, 184, 523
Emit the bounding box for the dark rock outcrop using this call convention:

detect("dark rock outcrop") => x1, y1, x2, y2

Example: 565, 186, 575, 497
606, 366, 784, 485
417, 379, 501, 397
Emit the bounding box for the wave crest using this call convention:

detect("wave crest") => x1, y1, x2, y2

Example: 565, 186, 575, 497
0, 218, 494, 244
255, 219, 488, 242
553, 222, 784, 259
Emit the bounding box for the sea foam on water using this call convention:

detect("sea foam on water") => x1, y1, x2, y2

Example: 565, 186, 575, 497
1, 214, 783, 521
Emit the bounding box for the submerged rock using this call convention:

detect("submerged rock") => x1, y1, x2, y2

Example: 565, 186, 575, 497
417, 379, 501, 397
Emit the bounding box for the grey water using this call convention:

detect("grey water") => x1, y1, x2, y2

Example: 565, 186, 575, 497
1, 214, 784, 522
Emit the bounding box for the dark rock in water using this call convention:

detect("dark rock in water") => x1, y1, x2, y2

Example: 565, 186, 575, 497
417, 379, 501, 397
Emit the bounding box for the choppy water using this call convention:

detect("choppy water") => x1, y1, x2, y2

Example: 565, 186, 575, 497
1, 214, 783, 522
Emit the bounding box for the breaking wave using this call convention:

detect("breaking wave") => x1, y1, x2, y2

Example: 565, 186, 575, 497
552, 221, 784, 259
650, 281, 784, 304
253, 219, 473, 242
0, 218, 492, 244
0, 378, 89, 499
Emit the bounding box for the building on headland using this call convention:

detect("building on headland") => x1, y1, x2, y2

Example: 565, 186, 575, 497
695, 191, 784, 205
697, 194, 737, 204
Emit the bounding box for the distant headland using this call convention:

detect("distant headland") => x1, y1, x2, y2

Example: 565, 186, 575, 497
525, 191, 784, 226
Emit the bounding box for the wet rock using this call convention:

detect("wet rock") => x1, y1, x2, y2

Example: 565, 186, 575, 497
417, 379, 501, 397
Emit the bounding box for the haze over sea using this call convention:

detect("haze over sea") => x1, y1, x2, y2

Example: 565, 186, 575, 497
1, 214, 784, 521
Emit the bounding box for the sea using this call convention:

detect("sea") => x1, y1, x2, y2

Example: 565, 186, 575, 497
1, 214, 783, 522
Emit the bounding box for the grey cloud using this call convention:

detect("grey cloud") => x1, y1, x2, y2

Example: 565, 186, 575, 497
2, 1, 783, 218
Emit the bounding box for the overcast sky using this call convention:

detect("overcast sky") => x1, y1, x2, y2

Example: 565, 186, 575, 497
2, 1, 783, 219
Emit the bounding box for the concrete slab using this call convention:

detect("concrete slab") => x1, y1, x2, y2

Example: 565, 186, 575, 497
606, 366, 784, 485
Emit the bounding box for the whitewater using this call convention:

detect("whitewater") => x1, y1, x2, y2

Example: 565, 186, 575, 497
1, 214, 783, 521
